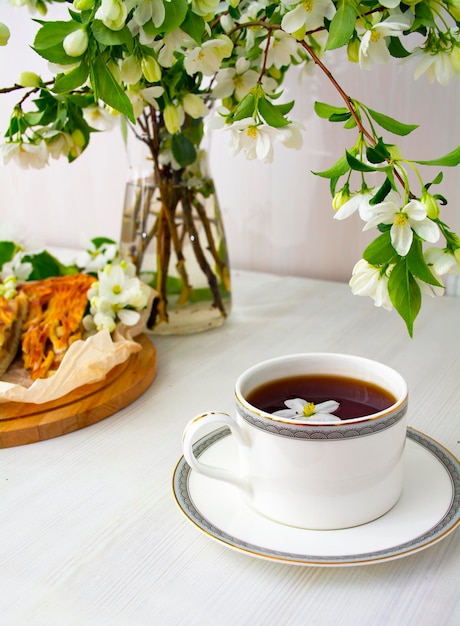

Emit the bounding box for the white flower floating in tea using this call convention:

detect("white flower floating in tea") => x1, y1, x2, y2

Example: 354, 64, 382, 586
273, 398, 340, 422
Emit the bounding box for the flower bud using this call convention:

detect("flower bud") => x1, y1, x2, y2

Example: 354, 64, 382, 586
141, 56, 161, 83
73, 0, 95, 9
182, 93, 207, 119
63, 29, 89, 57
0, 23, 10, 46
121, 55, 142, 84
163, 105, 184, 134
71, 128, 86, 147
421, 190, 440, 220
447, 0, 460, 21
333, 186, 351, 211
347, 38, 360, 63
18, 72, 41, 88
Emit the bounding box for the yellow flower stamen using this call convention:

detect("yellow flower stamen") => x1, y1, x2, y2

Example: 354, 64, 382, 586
302, 402, 316, 417
303, 1, 314, 13
112, 284, 122, 295
370, 31, 381, 43
246, 126, 257, 139
394, 213, 408, 226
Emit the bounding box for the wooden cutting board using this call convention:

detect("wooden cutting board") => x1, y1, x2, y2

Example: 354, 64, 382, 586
0, 334, 157, 448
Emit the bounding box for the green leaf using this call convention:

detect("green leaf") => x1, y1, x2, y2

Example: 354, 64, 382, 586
406, 239, 443, 287
343, 117, 357, 129
314, 101, 349, 119
362, 232, 396, 265
366, 138, 391, 164
33, 20, 79, 50
33, 42, 76, 65
370, 177, 393, 204
414, 145, 460, 167
91, 20, 134, 48
22, 250, 75, 280
346, 151, 378, 172
258, 97, 290, 128
325, 5, 356, 51
388, 259, 421, 337
0, 241, 17, 269
231, 92, 255, 122
412, 2, 436, 29
142, 0, 188, 37
24, 111, 46, 126
91, 237, 116, 249
312, 154, 350, 179
329, 112, 352, 123
388, 36, 411, 58
171, 133, 196, 167
367, 108, 418, 136
53, 61, 89, 93
274, 100, 295, 116
92, 56, 135, 122
181, 10, 205, 43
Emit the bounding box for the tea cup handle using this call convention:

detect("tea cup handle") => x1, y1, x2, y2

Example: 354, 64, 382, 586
182, 412, 251, 494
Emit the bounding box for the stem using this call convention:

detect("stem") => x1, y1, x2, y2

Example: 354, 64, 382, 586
298, 39, 409, 194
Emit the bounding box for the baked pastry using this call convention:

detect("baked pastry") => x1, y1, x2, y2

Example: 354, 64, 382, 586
0, 291, 29, 378
19, 274, 96, 380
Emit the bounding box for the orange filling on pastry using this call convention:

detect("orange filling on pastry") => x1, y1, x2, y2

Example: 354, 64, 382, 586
19, 274, 96, 380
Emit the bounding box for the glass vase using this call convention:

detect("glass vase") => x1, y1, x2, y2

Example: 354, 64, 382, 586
120, 172, 231, 335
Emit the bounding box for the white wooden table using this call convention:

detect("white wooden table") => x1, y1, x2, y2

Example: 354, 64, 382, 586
1, 271, 459, 626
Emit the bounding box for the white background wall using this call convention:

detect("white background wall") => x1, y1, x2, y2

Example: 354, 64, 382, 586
1, 3, 459, 283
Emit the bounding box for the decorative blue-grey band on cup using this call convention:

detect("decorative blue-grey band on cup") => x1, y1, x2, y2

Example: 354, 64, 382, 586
235, 400, 408, 440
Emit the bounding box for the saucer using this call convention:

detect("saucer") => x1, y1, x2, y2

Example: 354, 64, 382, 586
173, 427, 460, 567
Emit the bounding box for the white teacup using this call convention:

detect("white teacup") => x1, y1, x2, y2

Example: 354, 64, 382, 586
182, 353, 408, 530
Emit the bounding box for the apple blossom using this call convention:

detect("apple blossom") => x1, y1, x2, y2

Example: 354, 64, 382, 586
363, 195, 440, 257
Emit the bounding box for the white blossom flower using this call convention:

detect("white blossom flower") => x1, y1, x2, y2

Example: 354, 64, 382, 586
154, 29, 195, 68
184, 36, 233, 76
228, 118, 287, 162
0, 141, 49, 169
260, 30, 300, 69
280, 121, 304, 150
44, 131, 74, 160
76, 240, 119, 272
359, 9, 414, 70
128, 85, 164, 118
129, 0, 166, 28
412, 47, 460, 86
84, 261, 150, 333
95, 0, 128, 31
273, 397, 340, 421
334, 189, 375, 222
281, 0, 336, 36
0, 252, 32, 282
212, 58, 259, 101
83, 105, 117, 132
425, 247, 460, 276
363, 195, 440, 256
349, 259, 393, 310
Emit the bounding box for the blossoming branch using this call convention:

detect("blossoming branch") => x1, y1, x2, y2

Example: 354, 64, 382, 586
0, 0, 459, 335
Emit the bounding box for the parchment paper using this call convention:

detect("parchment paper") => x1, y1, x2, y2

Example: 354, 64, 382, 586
0, 297, 153, 405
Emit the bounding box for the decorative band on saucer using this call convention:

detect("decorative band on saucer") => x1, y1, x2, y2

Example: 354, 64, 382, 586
235, 401, 408, 440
